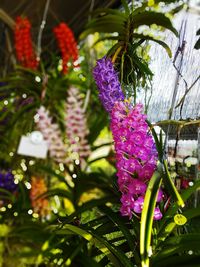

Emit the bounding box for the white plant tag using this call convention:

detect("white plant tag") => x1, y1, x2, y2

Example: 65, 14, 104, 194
17, 131, 48, 159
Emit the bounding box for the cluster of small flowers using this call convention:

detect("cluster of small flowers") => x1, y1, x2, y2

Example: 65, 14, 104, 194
93, 56, 125, 113
65, 87, 91, 167
93, 56, 163, 220
30, 176, 49, 217
36, 106, 69, 164
53, 23, 78, 74
14, 16, 38, 69
0, 170, 17, 192
111, 102, 162, 220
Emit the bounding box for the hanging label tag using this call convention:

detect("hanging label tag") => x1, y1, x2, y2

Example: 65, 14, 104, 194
174, 214, 187, 225
17, 131, 48, 159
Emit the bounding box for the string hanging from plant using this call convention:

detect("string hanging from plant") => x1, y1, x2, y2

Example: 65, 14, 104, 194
53, 22, 78, 74
14, 16, 38, 69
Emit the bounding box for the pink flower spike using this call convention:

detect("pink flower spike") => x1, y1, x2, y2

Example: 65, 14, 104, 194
110, 101, 159, 219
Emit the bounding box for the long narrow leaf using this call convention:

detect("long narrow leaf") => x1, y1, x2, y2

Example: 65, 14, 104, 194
99, 205, 141, 265
130, 11, 178, 36
140, 170, 162, 267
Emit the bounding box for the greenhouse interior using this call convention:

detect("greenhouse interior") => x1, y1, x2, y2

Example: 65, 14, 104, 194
0, 0, 200, 266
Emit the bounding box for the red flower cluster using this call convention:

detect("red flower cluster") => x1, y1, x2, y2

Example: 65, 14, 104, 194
53, 22, 78, 74
14, 16, 38, 70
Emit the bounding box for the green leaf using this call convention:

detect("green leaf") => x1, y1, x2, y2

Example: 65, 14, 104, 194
148, 122, 164, 161
92, 36, 119, 47
163, 159, 184, 207
77, 252, 102, 267
80, 14, 125, 39
56, 224, 134, 267
37, 188, 72, 201
121, 0, 130, 15
37, 165, 71, 187
61, 197, 118, 224
153, 234, 200, 263
99, 205, 141, 265
158, 180, 200, 241
140, 170, 162, 267
194, 37, 200, 50
132, 55, 153, 76
132, 33, 172, 57
0, 188, 16, 202
91, 8, 126, 19
152, 254, 200, 267
130, 11, 178, 36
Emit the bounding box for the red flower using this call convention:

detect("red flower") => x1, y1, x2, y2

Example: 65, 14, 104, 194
14, 16, 38, 70
53, 22, 78, 74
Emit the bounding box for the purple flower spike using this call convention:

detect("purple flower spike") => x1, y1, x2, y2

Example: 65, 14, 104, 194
93, 56, 125, 113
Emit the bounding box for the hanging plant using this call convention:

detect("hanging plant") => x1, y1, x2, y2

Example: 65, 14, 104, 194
81, 0, 178, 91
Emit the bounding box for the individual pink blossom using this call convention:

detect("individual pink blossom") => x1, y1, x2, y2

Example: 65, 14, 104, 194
153, 207, 163, 220
133, 196, 144, 213
65, 87, 91, 167
36, 106, 68, 163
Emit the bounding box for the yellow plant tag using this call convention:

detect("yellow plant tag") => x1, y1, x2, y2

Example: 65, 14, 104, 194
148, 0, 155, 6
174, 214, 187, 225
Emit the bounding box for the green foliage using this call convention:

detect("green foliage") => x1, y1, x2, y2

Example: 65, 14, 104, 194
81, 1, 178, 92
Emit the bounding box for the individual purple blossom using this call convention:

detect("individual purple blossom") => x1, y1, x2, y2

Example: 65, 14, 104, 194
0, 170, 17, 192
132, 197, 163, 220
93, 56, 125, 113
120, 194, 134, 219
153, 207, 163, 220
120, 204, 132, 219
